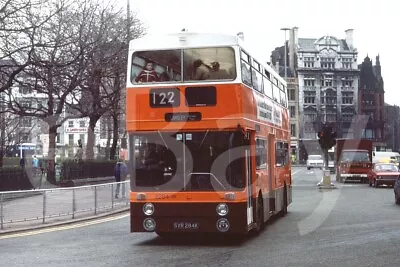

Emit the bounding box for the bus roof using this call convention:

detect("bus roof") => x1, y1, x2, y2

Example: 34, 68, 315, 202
129, 32, 286, 86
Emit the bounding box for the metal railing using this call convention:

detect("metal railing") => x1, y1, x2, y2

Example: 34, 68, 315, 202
0, 181, 130, 232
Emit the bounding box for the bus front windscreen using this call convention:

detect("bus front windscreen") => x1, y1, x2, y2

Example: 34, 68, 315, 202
129, 131, 246, 192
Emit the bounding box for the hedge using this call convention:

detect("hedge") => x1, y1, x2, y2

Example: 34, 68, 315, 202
0, 159, 118, 190
0, 166, 34, 191
59, 159, 118, 182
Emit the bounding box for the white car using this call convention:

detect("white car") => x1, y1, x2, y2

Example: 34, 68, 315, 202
307, 155, 324, 170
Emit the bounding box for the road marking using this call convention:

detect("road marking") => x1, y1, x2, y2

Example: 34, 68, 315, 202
0, 213, 129, 240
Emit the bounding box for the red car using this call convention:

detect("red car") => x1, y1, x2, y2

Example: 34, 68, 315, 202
369, 163, 400, 188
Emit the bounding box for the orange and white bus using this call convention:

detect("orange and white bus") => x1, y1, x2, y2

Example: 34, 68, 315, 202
126, 32, 292, 236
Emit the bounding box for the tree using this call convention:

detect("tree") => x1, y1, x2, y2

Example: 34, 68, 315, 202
4, 0, 91, 183
67, 1, 145, 159
0, 0, 62, 94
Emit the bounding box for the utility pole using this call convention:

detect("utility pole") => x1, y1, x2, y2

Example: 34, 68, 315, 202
280, 28, 290, 79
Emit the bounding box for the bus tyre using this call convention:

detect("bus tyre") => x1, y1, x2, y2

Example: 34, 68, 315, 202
279, 186, 288, 217
255, 195, 264, 233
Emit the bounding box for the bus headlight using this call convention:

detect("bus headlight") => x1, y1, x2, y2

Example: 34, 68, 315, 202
143, 218, 156, 231
143, 203, 154, 216
216, 218, 230, 232
216, 203, 229, 216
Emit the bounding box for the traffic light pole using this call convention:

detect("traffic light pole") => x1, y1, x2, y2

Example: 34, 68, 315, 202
323, 148, 329, 170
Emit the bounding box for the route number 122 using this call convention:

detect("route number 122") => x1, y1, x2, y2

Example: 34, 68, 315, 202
149, 88, 180, 107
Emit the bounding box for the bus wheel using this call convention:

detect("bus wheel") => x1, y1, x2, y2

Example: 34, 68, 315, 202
255, 195, 264, 233
279, 185, 288, 217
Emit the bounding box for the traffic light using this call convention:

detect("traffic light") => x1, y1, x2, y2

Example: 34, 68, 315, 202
318, 125, 336, 150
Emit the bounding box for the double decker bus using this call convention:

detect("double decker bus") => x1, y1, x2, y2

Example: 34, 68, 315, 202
126, 32, 291, 236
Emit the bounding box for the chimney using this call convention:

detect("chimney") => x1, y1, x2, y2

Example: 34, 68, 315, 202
237, 32, 244, 41
293, 26, 298, 46
345, 29, 354, 49
289, 27, 298, 74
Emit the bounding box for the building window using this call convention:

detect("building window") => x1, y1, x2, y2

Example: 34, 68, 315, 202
321, 57, 335, 69
323, 91, 337, 104
304, 57, 315, 68
304, 113, 316, 122
68, 120, 74, 127
79, 120, 85, 127
342, 77, 353, 87
291, 124, 296, 137
325, 113, 336, 122
304, 91, 316, 104
288, 89, 296, 101
342, 92, 353, 104
290, 106, 295, 118
304, 80, 315, 86
341, 58, 352, 69
322, 75, 333, 87
56, 133, 61, 143
362, 94, 374, 105
342, 114, 353, 121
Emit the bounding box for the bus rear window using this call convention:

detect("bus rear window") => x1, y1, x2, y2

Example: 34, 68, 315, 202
131, 47, 236, 84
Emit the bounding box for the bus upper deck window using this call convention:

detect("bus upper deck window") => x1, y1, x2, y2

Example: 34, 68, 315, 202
183, 47, 236, 82
131, 50, 181, 84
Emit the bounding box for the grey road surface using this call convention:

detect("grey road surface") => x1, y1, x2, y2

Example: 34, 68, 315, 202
1, 167, 400, 267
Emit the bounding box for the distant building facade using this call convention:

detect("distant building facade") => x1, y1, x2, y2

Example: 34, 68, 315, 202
357, 55, 386, 151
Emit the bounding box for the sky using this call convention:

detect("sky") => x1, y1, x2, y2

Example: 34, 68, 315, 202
125, 0, 398, 105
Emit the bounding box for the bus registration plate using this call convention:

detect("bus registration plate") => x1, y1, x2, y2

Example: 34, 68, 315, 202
173, 222, 199, 230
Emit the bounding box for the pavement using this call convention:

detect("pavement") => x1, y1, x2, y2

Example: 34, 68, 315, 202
0, 178, 130, 235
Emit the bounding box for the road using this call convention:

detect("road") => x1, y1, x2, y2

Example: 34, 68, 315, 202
1, 167, 400, 267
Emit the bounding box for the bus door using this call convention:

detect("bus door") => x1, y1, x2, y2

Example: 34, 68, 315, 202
245, 148, 253, 225
268, 134, 275, 213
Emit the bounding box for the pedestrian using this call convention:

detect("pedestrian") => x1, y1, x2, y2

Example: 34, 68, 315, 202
19, 155, 25, 168
114, 158, 128, 199
32, 155, 39, 176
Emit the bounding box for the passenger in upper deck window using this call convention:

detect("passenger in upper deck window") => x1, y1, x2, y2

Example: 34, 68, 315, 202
209, 61, 230, 79
192, 59, 211, 80
135, 62, 159, 83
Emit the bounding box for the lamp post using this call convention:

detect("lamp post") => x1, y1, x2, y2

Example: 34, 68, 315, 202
280, 28, 290, 79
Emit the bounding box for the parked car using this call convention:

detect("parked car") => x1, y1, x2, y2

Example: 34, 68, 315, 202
369, 163, 400, 188
306, 155, 324, 170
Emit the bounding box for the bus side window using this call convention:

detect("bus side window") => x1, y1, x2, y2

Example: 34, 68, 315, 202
241, 61, 252, 86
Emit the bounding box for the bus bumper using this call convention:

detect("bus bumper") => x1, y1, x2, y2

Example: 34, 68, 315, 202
130, 202, 248, 234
